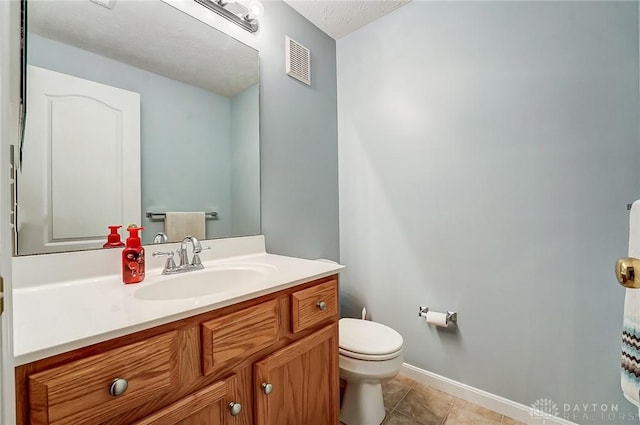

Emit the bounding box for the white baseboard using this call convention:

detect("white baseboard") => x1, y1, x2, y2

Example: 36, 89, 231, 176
400, 363, 577, 425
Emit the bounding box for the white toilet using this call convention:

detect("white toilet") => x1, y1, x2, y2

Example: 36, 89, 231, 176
339, 318, 404, 425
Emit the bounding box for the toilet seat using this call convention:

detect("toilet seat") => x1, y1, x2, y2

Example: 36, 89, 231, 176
339, 318, 403, 361
339, 346, 402, 361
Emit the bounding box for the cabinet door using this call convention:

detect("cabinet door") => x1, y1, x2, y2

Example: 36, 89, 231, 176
132, 376, 242, 425
254, 324, 339, 425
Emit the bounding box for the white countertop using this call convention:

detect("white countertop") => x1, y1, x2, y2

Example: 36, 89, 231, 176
12, 236, 344, 365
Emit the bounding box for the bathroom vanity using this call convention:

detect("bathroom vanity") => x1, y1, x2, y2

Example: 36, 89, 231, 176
12, 237, 343, 425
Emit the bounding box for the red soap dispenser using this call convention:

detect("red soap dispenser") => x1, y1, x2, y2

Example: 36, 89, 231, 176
103, 225, 125, 248
122, 225, 145, 284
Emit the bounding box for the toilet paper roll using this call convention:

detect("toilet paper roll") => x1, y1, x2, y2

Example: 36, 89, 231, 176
425, 311, 449, 327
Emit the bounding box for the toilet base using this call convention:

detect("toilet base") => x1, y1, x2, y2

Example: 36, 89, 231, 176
340, 381, 386, 425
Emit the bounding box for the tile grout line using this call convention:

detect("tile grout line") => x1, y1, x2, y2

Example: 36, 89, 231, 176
389, 378, 417, 414
406, 378, 434, 425
438, 396, 456, 425
389, 387, 433, 425
387, 384, 413, 423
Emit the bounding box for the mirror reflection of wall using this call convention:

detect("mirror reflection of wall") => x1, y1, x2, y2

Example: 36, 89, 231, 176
17, 0, 260, 255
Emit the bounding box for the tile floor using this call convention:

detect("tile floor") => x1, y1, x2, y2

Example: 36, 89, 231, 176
342, 375, 527, 425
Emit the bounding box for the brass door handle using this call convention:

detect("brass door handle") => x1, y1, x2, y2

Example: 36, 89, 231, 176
616, 258, 640, 288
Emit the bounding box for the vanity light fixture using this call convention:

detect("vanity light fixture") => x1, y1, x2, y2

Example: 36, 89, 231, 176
194, 0, 264, 33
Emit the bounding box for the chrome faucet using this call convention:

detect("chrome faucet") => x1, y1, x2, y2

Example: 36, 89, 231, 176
153, 235, 211, 275
178, 235, 205, 268
152, 232, 168, 244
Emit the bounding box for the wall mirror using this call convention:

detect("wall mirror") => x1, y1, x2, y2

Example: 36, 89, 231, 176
17, 0, 261, 256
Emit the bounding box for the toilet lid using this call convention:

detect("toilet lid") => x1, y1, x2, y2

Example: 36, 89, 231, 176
339, 318, 403, 357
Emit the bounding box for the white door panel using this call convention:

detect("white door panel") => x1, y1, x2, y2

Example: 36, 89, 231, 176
18, 65, 140, 254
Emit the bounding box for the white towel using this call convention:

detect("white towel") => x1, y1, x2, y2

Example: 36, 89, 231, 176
164, 212, 206, 242
622, 200, 640, 406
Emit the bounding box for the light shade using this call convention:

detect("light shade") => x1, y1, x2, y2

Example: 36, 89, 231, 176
194, 0, 263, 33
246, 0, 264, 21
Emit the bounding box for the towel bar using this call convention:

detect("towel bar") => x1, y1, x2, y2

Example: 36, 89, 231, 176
145, 211, 218, 221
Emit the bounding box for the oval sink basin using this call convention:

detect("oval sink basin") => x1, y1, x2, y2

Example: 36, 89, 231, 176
134, 263, 277, 301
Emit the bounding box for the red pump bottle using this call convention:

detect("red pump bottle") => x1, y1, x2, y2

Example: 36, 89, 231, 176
103, 225, 125, 248
122, 226, 145, 284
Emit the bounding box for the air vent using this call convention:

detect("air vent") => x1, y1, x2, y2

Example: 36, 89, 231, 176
286, 36, 311, 86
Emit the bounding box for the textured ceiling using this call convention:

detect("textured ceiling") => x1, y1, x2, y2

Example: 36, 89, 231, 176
282, 0, 410, 39
29, 0, 408, 96
28, 0, 259, 97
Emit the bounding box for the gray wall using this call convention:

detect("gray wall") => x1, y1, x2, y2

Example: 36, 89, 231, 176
255, 2, 339, 260
337, 1, 639, 422
230, 84, 260, 236
27, 33, 234, 241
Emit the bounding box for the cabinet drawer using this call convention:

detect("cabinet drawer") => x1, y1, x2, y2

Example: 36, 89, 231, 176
201, 299, 280, 376
132, 379, 229, 425
29, 331, 178, 425
291, 279, 338, 333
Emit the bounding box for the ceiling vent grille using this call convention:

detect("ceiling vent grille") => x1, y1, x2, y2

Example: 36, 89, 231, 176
286, 36, 311, 86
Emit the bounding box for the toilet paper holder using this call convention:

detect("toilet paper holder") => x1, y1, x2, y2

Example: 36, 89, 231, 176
418, 306, 458, 323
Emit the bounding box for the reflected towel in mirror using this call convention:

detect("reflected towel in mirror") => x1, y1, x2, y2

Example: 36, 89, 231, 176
165, 212, 206, 242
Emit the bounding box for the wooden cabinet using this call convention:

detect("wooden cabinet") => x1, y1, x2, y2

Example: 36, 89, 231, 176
291, 280, 339, 333
254, 324, 339, 425
132, 376, 239, 425
15, 275, 339, 425
201, 299, 281, 377
28, 331, 179, 425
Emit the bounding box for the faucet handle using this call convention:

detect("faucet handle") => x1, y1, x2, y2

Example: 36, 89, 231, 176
191, 246, 211, 267
153, 251, 177, 274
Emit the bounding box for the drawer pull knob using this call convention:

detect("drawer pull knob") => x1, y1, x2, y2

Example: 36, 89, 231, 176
229, 402, 242, 416
109, 378, 128, 396
317, 301, 327, 311
262, 382, 273, 395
